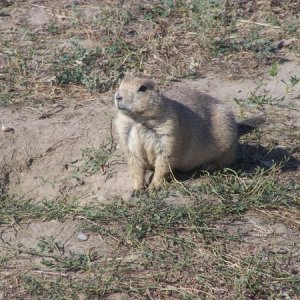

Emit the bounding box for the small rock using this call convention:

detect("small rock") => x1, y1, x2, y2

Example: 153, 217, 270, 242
106, 293, 129, 300
276, 38, 297, 49
270, 247, 288, 254
76, 232, 89, 241
1, 124, 14, 132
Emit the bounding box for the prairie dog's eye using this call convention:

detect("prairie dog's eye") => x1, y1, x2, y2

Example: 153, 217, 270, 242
138, 85, 147, 92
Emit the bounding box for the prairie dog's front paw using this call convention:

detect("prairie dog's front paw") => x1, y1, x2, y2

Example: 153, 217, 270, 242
149, 180, 163, 192
150, 175, 165, 187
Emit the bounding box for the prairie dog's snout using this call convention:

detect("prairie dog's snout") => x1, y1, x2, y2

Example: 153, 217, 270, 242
115, 91, 130, 112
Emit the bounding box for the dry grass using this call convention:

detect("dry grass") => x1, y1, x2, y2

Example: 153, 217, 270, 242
0, 0, 299, 106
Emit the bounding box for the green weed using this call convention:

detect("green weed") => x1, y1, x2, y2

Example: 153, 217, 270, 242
282, 74, 300, 93
0, 91, 12, 107
53, 43, 100, 90
269, 63, 278, 77
235, 84, 285, 108
81, 146, 112, 175
46, 22, 61, 35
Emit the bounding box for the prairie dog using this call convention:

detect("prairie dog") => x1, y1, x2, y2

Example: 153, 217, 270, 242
114, 76, 238, 191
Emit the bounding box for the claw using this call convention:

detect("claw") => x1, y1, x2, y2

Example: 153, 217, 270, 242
148, 184, 162, 196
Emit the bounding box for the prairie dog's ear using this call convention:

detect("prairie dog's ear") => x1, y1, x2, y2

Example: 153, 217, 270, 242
151, 81, 160, 93
147, 80, 158, 91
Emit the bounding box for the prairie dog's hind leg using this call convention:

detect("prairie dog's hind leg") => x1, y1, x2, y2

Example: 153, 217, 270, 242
215, 146, 237, 169
201, 146, 237, 172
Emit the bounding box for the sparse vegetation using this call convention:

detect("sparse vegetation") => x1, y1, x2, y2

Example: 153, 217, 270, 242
81, 145, 114, 175
1, 159, 300, 298
0, 0, 299, 299
242, 84, 285, 107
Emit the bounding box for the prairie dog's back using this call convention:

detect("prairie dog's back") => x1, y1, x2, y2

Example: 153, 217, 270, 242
161, 86, 237, 170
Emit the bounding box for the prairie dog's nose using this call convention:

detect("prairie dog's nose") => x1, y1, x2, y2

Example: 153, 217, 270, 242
115, 92, 123, 102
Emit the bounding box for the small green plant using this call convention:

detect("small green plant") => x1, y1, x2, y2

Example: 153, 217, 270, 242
0, 255, 10, 266
235, 84, 284, 107
269, 63, 278, 77
282, 75, 300, 93
53, 43, 99, 89
81, 146, 112, 175
0, 91, 12, 107
289, 75, 300, 87
138, 1, 173, 20
42, 252, 94, 272
37, 236, 64, 255
46, 22, 60, 35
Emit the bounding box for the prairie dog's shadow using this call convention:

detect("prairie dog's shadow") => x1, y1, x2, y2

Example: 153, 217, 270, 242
174, 143, 300, 182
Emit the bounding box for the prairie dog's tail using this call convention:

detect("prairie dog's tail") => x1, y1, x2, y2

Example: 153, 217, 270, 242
238, 114, 266, 137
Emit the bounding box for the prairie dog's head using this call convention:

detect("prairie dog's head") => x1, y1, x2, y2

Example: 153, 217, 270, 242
114, 77, 162, 120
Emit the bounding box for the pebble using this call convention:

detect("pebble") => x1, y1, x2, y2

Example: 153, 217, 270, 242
1, 124, 14, 132
270, 247, 288, 254
76, 232, 89, 241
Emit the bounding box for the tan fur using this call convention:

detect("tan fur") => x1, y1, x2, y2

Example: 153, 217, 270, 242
114, 76, 238, 191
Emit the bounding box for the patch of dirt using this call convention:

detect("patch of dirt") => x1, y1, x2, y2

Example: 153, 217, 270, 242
0, 93, 132, 203
0, 219, 113, 299
222, 212, 300, 254
0, 219, 110, 257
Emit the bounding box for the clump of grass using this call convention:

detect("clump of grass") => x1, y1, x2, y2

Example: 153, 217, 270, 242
46, 22, 61, 35
53, 43, 100, 91
282, 74, 300, 93
0, 91, 12, 107
81, 146, 112, 175
53, 40, 144, 92
41, 252, 95, 272
234, 83, 285, 108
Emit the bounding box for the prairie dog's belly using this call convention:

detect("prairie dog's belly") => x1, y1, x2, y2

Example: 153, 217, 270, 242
127, 124, 160, 168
